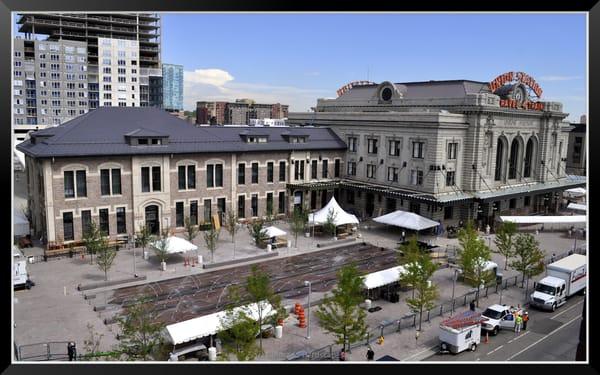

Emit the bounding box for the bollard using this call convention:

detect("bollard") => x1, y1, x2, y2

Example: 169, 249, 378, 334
440, 305, 443, 316
427, 310, 430, 322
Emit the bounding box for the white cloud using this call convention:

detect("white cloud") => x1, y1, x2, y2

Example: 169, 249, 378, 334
183, 68, 330, 112
538, 75, 582, 82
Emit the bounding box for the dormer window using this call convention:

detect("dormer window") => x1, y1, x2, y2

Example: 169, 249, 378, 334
125, 128, 169, 146
247, 136, 268, 143
138, 138, 148, 145
151, 138, 161, 145
290, 136, 307, 143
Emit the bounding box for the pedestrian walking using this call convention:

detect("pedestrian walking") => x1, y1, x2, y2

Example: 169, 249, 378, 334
485, 224, 491, 235
402, 230, 406, 242
522, 312, 529, 330
470, 300, 476, 311
366, 347, 375, 361
339, 348, 346, 361
515, 314, 523, 334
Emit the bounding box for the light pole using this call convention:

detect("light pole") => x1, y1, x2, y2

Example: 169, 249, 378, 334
304, 280, 312, 339
451, 268, 458, 314
130, 234, 138, 278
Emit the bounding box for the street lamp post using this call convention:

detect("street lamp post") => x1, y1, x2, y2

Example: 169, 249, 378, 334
130, 234, 138, 278
304, 280, 311, 339
451, 268, 458, 314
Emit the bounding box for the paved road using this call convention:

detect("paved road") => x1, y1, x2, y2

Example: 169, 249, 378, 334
424, 294, 585, 362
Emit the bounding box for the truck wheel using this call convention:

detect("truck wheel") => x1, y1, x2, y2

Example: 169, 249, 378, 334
552, 303, 557, 312
25, 281, 32, 290
492, 326, 499, 335
580, 288, 586, 296
470, 343, 477, 352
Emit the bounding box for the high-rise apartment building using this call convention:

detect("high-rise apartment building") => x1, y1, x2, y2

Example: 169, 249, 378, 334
162, 63, 183, 111
14, 13, 162, 140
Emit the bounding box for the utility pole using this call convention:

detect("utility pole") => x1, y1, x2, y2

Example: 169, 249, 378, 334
304, 280, 312, 339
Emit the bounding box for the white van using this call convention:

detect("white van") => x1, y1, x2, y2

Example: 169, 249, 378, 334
13, 249, 34, 290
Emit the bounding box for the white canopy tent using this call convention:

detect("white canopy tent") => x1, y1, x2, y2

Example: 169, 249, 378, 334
264, 226, 287, 238
373, 210, 439, 231
567, 203, 587, 212
564, 187, 586, 197
308, 197, 359, 226
362, 266, 406, 290
150, 236, 198, 255
163, 301, 275, 345
500, 216, 587, 224
13, 210, 29, 237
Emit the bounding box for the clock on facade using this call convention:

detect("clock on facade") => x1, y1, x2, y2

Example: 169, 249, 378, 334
512, 85, 526, 104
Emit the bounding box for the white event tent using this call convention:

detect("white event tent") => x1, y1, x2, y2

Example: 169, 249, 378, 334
150, 236, 198, 255
373, 210, 439, 231
567, 203, 587, 212
163, 301, 275, 345
362, 265, 406, 290
564, 187, 586, 197
308, 197, 359, 226
264, 226, 287, 238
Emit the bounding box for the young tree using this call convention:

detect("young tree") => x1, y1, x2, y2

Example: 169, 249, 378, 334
136, 225, 153, 259
244, 265, 282, 351
290, 207, 308, 248
248, 220, 269, 248
204, 226, 220, 263
457, 221, 495, 307
265, 199, 275, 224
315, 264, 368, 351
82, 323, 105, 361
323, 208, 338, 237
96, 240, 117, 282
152, 228, 171, 265
115, 297, 165, 361
510, 233, 545, 294
217, 285, 263, 361
184, 216, 199, 244
224, 210, 238, 243
399, 250, 438, 331
83, 220, 103, 265
398, 236, 422, 299
493, 221, 517, 270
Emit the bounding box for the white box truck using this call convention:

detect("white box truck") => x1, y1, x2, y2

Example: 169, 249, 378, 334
530, 254, 586, 311
439, 310, 486, 354
13, 249, 34, 290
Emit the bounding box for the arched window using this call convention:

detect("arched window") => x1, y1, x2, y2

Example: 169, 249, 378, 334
523, 138, 534, 178
508, 138, 520, 179
494, 138, 505, 181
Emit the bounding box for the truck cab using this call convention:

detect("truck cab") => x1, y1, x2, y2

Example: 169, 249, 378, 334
530, 276, 566, 311
480, 304, 520, 335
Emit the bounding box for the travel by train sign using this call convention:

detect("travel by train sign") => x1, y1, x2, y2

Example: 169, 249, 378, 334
488, 72, 544, 111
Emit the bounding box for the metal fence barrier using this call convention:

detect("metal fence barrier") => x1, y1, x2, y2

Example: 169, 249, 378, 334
17, 341, 71, 361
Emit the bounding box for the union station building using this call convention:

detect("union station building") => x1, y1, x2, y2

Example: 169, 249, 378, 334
287, 72, 585, 228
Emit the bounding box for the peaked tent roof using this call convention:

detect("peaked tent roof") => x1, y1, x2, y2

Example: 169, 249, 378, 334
150, 236, 198, 255
264, 226, 287, 238
308, 197, 359, 226
373, 210, 439, 231
362, 265, 406, 290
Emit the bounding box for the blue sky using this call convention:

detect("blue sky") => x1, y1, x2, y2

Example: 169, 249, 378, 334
160, 13, 586, 121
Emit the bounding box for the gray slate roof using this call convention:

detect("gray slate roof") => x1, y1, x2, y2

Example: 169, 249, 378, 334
17, 107, 346, 158
336, 80, 491, 101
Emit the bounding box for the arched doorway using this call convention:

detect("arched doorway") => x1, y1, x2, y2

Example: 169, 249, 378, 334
508, 138, 520, 179
494, 137, 507, 181
145, 205, 160, 235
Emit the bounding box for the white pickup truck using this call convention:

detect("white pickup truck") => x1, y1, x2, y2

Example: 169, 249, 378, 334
480, 304, 522, 335
530, 254, 586, 311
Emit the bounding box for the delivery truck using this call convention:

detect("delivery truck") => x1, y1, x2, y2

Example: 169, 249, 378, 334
13, 249, 34, 290
530, 254, 586, 311
439, 310, 487, 354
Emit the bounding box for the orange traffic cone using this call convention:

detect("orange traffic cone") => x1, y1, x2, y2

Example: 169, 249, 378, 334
484, 331, 489, 344
295, 303, 302, 315
298, 310, 306, 328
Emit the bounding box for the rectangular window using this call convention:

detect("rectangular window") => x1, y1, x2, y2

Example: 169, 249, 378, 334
267, 162, 274, 183
64, 171, 75, 198
207, 164, 214, 187
294, 160, 300, 180
311, 190, 317, 210
524, 196, 531, 207
446, 171, 456, 186
347, 161, 356, 176
100, 169, 111, 195
387, 167, 398, 182
152, 166, 161, 191
411, 170, 423, 185
322, 160, 328, 178
266, 193, 273, 215
251, 194, 258, 217
278, 192, 286, 214
367, 164, 376, 178
409, 202, 421, 215
238, 195, 246, 218
412, 141, 424, 159
176, 202, 184, 227
217, 198, 226, 222
348, 137, 357, 152
447, 143, 458, 160
444, 206, 453, 220
238, 163, 245, 185
311, 160, 318, 179
178, 166, 186, 190
190, 201, 198, 225
141, 167, 150, 192
99, 208, 109, 235
279, 161, 286, 181
187, 165, 196, 189
389, 140, 401, 156
367, 138, 378, 154
300, 160, 305, 180
76, 170, 87, 197
204, 199, 212, 222
347, 190, 355, 204
116, 207, 127, 234
63, 212, 74, 241
252, 163, 259, 184
334, 159, 341, 178
509, 198, 517, 209
81, 210, 92, 236
215, 164, 223, 187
